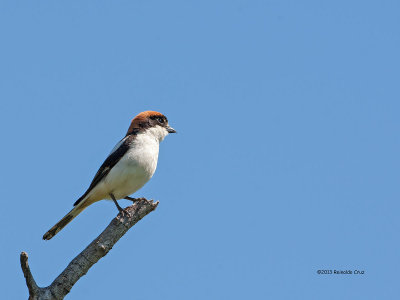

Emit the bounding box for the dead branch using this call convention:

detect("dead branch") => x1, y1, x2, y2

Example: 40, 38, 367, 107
20, 199, 159, 300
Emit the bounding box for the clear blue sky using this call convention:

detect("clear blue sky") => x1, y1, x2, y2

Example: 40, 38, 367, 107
1, 1, 399, 299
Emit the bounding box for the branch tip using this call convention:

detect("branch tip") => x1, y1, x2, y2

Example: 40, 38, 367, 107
20, 251, 39, 296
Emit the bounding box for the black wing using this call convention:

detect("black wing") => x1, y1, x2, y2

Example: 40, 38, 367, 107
73, 135, 134, 206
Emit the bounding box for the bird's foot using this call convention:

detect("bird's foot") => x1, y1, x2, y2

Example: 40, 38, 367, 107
119, 207, 131, 218
111, 194, 131, 217
124, 196, 146, 202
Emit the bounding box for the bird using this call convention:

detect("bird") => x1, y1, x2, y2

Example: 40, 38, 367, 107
43, 111, 176, 240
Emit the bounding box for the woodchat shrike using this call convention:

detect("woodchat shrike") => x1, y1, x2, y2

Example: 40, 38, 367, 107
43, 111, 176, 240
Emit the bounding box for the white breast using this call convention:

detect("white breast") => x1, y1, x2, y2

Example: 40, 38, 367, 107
83, 125, 169, 203
101, 131, 160, 200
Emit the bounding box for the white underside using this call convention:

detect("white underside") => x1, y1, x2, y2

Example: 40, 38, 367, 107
83, 126, 168, 203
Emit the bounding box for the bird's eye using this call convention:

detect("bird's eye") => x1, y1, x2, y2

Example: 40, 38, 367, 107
157, 117, 164, 123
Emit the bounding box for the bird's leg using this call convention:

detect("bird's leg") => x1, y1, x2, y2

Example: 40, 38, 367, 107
110, 193, 130, 216
124, 196, 145, 202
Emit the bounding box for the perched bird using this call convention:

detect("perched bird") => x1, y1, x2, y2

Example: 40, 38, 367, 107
43, 111, 176, 240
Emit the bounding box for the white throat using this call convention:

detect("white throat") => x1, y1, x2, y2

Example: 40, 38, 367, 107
143, 125, 169, 142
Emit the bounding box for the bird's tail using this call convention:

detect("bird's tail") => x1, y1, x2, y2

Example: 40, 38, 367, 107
42, 202, 88, 240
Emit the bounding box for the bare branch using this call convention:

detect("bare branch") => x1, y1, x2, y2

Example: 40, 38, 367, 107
20, 252, 42, 300
20, 199, 159, 300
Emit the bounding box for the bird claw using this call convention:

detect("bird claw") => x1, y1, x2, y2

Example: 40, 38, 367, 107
119, 208, 131, 218
124, 196, 146, 202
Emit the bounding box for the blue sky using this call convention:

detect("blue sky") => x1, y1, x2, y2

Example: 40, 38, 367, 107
1, 1, 399, 299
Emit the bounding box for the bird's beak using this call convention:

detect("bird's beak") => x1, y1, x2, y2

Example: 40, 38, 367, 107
167, 126, 177, 133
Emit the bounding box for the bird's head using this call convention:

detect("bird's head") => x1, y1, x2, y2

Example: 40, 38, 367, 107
126, 111, 176, 141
